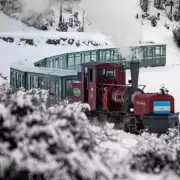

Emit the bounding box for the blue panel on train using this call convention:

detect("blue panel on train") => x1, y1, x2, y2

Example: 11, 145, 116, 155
153, 101, 171, 114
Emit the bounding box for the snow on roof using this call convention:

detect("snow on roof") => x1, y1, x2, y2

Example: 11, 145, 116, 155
10, 61, 77, 77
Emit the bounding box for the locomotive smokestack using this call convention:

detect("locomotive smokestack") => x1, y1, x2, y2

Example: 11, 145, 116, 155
130, 61, 140, 90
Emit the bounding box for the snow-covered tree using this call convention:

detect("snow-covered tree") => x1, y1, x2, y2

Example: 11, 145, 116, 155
154, 0, 164, 9
129, 130, 180, 176
140, 0, 150, 12
173, 25, 180, 47
21, 9, 55, 30
0, 0, 22, 19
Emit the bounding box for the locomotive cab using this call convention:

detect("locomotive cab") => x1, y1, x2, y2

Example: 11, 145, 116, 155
72, 61, 145, 114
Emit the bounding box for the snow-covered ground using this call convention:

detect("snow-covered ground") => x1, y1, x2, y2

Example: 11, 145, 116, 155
0, 12, 37, 32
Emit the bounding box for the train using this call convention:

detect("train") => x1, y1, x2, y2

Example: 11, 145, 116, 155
70, 61, 179, 134
10, 61, 180, 134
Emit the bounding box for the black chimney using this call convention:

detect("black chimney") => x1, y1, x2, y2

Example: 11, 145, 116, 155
130, 61, 140, 90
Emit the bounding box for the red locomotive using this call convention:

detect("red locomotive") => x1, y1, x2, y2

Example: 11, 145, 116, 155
72, 61, 179, 134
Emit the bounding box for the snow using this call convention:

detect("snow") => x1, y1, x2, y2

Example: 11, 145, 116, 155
11, 61, 77, 77
80, 0, 143, 47
1, 1, 180, 179
0, 12, 37, 32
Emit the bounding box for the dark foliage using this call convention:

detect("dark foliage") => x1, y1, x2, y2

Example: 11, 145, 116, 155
0, 88, 112, 180
173, 26, 180, 47
130, 129, 180, 176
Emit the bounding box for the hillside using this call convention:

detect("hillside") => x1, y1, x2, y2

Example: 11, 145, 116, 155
0, 0, 89, 32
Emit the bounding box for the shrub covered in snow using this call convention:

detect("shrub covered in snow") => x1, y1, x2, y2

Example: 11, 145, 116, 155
0, 0, 22, 19
151, 15, 157, 27
129, 129, 180, 176
173, 25, 180, 47
174, 10, 180, 21
140, 0, 149, 12
0, 87, 114, 180
21, 9, 55, 30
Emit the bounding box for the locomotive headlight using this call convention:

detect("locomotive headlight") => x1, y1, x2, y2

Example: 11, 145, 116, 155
130, 108, 134, 112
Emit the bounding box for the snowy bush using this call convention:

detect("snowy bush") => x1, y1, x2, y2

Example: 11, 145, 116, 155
129, 129, 180, 176
173, 25, 180, 47
173, 10, 180, 21
21, 9, 55, 30
151, 15, 157, 27
0, 87, 113, 180
140, 0, 150, 12
0, 0, 22, 19
154, 0, 164, 10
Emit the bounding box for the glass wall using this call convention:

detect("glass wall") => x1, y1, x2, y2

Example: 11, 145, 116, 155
34, 45, 166, 70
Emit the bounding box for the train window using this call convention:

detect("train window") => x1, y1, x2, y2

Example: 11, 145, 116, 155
155, 46, 160, 57
15, 72, 18, 87
81, 53, 85, 63
102, 51, 106, 61
85, 52, 90, 62
10, 71, 13, 86
162, 46, 166, 56
59, 79, 62, 98
65, 80, 73, 97
75, 54, 81, 64
62, 58, 67, 69
18, 73, 21, 87
55, 58, 59, 68
11, 71, 14, 86
28, 75, 30, 89
32, 76, 34, 88
105, 51, 110, 61
91, 52, 96, 61
111, 51, 115, 62
89, 68, 96, 82
50, 81, 55, 95
53, 59, 56, 68
58, 58, 62, 68
34, 76, 38, 88
99, 51, 103, 61
113, 50, 119, 60
29, 76, 32, 89
139, 47, 144, 59
147, 47, 153, 57
22, 74, 25, 88
110, 50, 114, 61
97, 68, 116, 81
50, 59, 53, 68
55, 81, 59, 96
68, 54, 75, 67
41, 77, 48, 89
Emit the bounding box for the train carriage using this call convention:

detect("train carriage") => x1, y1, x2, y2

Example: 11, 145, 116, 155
10, 62, 77, 106
34, 44, 166, 70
